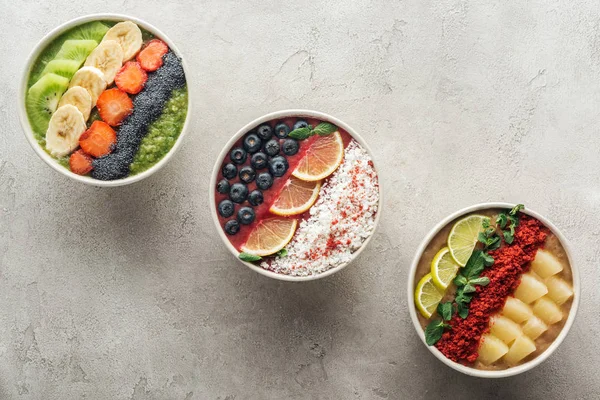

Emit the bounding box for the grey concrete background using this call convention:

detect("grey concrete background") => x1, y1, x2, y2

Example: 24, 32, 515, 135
1, 0, 599, 399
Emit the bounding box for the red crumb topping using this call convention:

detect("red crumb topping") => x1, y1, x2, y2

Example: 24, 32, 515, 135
435, 215, 548, 363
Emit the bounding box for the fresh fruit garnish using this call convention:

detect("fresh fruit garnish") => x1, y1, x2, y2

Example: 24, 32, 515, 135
293, 120, 310, 130
84, 40, 124, 85
96, 88, 133, 126
79, 120, 117, 158
67, 21, 110, 42
256, 124, 273, 140
69, 149, 93, 175
229, 183, 248, 203
430, 247, 460, 290
45, 105, 87, 157
274, 122, 290, 138
241, 217, 298, 257
136, 39, 168, 71
414, 272, 445, 319
268, 155, 289, 177
243, 133, 262, 154
250, 152, 268, 170
248, 190, 264, 206
237, 207, 256, 225
69, 66, 107, 107
447, 214, 487, 266
58, 86, 92, 121
264, 139, 280, 156
115, 61, 148, 94
239, 166, 256, 183
41, 59, 80, 80
55, 39, 98, 65
282, 139, 299, 156
26, 73, 69, 135
256, 172, 273, 190
270, 176, 321, 216
222, 163, 237, 179
292, 131, 344, 181
216, 179, 230, 194
218, 199, 235, 218
230, 147, 247, 165
224, 220, 240, 235
103, 21, 143, 62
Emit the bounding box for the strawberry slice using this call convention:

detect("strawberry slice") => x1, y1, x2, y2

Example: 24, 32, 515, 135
69, 150, 93, 175
79, 120, 117, 157
115, 61, 148, 94
137, 39, 169, 71
96, 88, 133, 126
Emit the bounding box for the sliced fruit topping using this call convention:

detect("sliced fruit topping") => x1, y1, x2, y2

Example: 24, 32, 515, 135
84, 40, 124, 85
447, 214, 487, 266
430, 247, 460, 290
414, 272, 445, 319
115, 61, 148, 94
69, 66, 107, 107
55, 39, 98, 66
67, 21, 110, 42
79, 120, 117, 158
69, 149, 93, 175
292, 131, 344, 181
58, 86, 92, 120
96, 88, 133, 126
26, 73, 69, 135
270, 176, 321, 216
241, 217, 298, 257
136, 39, 169, 71
45, 105, 87, 157
103, 21, 143, 62
41, 59, 80, 80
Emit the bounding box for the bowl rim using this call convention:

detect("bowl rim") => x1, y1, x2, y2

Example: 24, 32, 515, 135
209, 109, 383, 282
18, 13, 192, 187
406, 202, 580, 378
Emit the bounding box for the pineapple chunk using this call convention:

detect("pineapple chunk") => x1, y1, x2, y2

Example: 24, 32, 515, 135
477, 334, 509, 366
490, 315, 522, 344
502, 297, 533, 323
504, 335, 536, 365
533, 296, 563, 325
531, 250, 563, 278
545, 276, 574, 305
514, 273, 548, 304
522, 315, 548, 340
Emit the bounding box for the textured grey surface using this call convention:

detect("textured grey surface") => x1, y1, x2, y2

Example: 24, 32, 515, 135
1, 0, 600, 399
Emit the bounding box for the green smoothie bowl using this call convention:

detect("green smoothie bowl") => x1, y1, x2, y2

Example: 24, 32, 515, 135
19, 14, 191, 186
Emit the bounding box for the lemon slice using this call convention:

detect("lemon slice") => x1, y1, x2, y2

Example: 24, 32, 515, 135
270, 176, 321, 216
292, 131, 344, 181
431, 247, 460, 290
241, 217, 297, 257
414, 273, 445, 319
447, 214, 487, 266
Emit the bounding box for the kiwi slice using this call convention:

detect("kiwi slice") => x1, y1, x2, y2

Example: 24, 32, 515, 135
54, 39, 98, 65
66, 21, 110, 42
40, 59, 80, 79
26, 73, 69, 137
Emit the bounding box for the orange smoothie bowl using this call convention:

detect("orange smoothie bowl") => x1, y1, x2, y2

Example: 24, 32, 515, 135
209, 110, 382, 281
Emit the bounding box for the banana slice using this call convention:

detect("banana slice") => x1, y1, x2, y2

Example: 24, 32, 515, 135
45, 105, 87, 157
102, 21, 142, 62
84, 40, 123, 85
58, 86, 92, 120
69, 66, 107, 107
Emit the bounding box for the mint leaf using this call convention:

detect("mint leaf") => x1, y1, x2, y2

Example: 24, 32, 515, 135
239, 252, 262, 262
487, 236, 501, 250
478, 232, 488, 245
462, 284, 477, 293
503, 230, 514, 244
288, 127, 312, 140
454, 275, 468, 286
311, 122, 337, 136
510, 204, 524, 215
482, 253, 494, 266
276, 248, 288, 257
437, 302, 453, 321
496, 213, 508, 229
457, 302, 469, 318
482, 217, 490, 229
463, 250, 485, 279
425, 320, 446, 346
470, 276, 490, 286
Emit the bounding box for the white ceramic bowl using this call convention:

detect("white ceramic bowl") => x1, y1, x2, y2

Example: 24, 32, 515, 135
407, 202, 580, 378
18, 14, 191, 187
209, 110, 382, 281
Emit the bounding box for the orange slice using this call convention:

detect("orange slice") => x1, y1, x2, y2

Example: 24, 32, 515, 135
241, 217, 298, 257
292, 131, 344, 181
270, 176, 321, 216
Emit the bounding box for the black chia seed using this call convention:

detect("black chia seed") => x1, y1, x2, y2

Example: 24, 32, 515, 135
92, 51, 187, 180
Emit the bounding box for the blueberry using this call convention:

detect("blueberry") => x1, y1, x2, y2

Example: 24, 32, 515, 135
222, 163, 237, 179
274, 122, 290, 138
264, 139, 280, 156
237, 207, 256, 225
216, 179, 230, 194
269, 156, 289, 177
218, 199, 235, 218
256, 124, 273, 140
224, 220, 240, 235
251, 152, 268, 170
282, 139, 299, 156
230, 147, 247, 165
243, 133, 262, 154
293, 120, 310, 130
248, 190, 264, 206
256, 172, 274, 190
239, 166, 256, 183
229, 183, 249, 203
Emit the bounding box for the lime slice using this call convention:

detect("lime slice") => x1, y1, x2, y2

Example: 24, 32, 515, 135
414, 273, 445, 319
431, 247, 460, 290
447, 214, 487, 266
